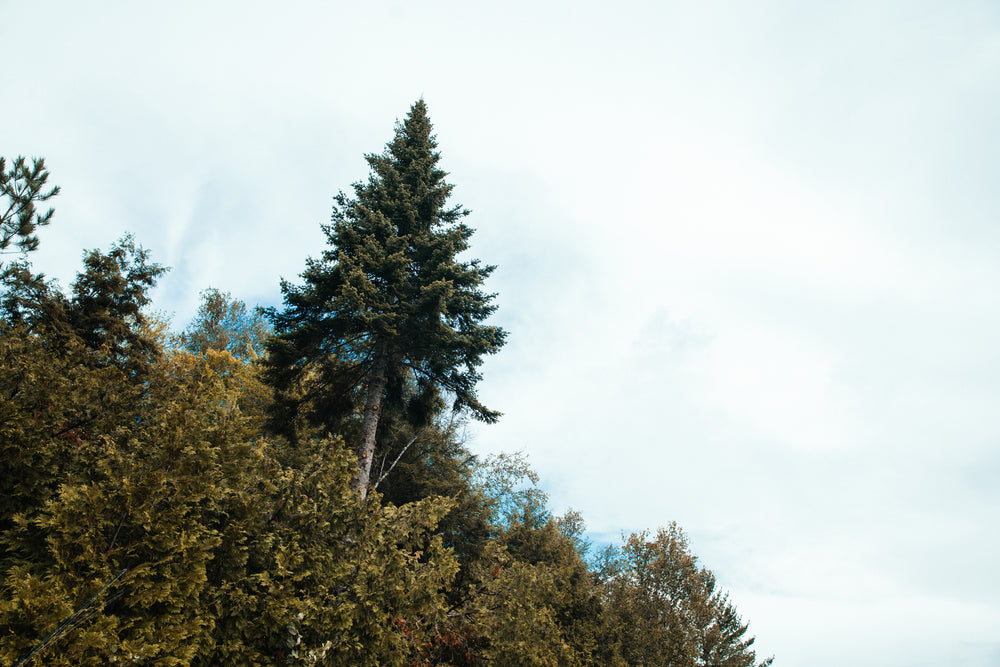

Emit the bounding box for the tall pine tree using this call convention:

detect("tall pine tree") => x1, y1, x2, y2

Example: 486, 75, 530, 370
266, 100, 506, 500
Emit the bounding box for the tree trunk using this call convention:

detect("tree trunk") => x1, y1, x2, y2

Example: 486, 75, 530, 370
351, 339, 389, 500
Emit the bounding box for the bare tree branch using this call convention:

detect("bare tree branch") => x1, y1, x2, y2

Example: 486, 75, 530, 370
373, 426, 428, 490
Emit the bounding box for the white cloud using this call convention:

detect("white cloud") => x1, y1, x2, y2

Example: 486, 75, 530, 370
4, 2, 1000, 664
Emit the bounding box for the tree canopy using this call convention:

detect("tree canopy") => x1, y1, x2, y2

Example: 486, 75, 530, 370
179, 288, 270, 361
1, 107, 772, 665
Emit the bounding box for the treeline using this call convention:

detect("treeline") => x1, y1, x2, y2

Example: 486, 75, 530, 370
0, 104, 772, 665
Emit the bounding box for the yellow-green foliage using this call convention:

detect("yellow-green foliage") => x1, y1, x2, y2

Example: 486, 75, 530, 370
1, 145, 771, 664
0, 314, 769, 666
595, 524, 773, 667
0, 326, 460, 666
1, 327, 228, 664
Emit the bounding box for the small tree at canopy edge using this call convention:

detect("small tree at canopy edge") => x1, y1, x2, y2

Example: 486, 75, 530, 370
265, 100, 506, 500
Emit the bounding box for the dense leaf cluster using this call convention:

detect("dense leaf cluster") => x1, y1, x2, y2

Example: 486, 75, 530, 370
1, 108, 771, 665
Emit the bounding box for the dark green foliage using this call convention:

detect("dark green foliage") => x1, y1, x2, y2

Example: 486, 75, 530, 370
1, 235, 166, 378
370, 415, 496, 567
0, 260, 51, 326
0, 156, 59, 261
372, 417, 468, 504
63, 236, 166, 369
264, 100, 505, 452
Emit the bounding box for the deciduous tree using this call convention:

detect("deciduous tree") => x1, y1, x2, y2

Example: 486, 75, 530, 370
595, 523, 773, 667
179, 288, 270, 361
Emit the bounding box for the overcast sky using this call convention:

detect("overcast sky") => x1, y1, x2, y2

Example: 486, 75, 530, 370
4, 1, 1000, 664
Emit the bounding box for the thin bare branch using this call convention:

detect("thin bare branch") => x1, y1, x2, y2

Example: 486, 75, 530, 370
373, 426, 428, 490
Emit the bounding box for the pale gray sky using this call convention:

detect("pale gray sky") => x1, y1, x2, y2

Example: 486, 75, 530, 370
3, 2, 999, 664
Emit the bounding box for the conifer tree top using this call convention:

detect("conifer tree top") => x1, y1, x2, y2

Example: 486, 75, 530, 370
266, 100, 506, 445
